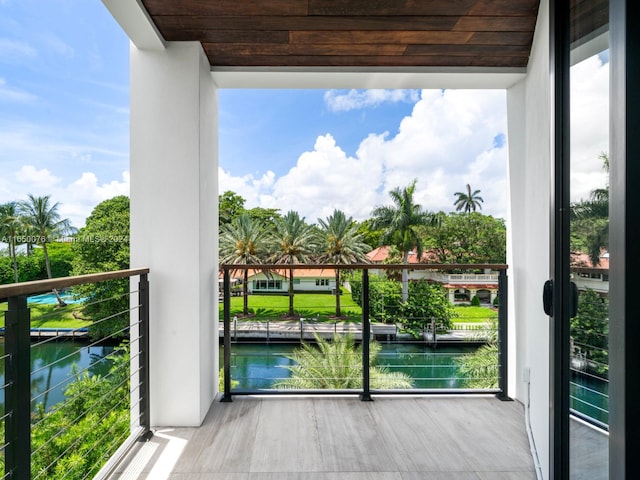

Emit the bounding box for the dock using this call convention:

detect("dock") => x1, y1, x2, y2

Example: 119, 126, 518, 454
218, 319, 492, 343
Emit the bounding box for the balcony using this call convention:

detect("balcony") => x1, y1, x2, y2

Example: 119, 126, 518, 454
111, 395, 536, 479
0, 264, 609, 479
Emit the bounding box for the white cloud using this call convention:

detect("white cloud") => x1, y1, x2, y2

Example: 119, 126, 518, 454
57, 171, 130, 228
15, 165, 60, 189
1, 168, 130, 229
222, 89, 509, 222
324, 89, 419, 112
570, 53, 609, 202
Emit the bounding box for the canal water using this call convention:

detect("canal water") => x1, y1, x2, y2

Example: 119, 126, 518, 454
222, 342, 610, 425
0, 340, 114, 412
223, 343, 482, 390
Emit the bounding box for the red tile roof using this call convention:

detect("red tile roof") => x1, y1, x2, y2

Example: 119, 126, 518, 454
570, 251, 609, 269
366, 246, 439, 264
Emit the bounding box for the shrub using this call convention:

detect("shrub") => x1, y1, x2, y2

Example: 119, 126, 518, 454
274, 333, 413, 389
471, 295, 481, 306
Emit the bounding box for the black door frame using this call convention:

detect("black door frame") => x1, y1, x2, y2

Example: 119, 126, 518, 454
550, 0, 571, 477
609, 0, 640, 477
551, 0, 640, 478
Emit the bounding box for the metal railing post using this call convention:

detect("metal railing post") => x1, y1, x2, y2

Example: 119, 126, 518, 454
5, 295, 31, 480
496, 269, 511, 401
360, 269, 372, 401
222, 268, 232, 402
138, 273, 151, 432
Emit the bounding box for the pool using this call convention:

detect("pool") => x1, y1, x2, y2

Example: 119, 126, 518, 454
28, 292, 84, 305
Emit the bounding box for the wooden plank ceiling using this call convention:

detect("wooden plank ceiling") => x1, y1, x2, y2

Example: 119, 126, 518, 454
140, 0, 541, 68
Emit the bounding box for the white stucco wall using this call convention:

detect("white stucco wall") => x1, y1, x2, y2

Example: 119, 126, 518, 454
130, 41, 218, 427
506, 0, 551, 477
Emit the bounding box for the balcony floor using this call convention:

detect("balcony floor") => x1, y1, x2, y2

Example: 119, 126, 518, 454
111, 395, 536, 479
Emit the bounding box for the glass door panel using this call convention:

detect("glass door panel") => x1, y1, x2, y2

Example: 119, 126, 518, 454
569, 1, 610, 477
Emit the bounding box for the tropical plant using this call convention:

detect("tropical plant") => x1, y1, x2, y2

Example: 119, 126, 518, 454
456, 343, 499, 388
274, 334, 413, 389
400, 280, 456, 335
371, 180, 440, 302
28, 346, 130, 480
218, 190, 246, 225
268, 211, 318, 317
571, 288, 608, 377
571, 153, 609, 266
72, 196, 130, 339
453, 184, 484, 212
18, 194, 74, 305
425, 212, 506, 264
0, 201, 22, 283
317, 209, 370, 317
220, 213, 269, 314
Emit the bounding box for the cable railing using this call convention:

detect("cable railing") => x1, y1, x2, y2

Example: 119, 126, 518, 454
220, 263, 509, 401
568, 285, 609, 429
0, 268, 150, 480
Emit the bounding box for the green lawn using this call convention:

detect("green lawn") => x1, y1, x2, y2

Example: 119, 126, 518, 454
221, 291, 363, 322
221, 295, 498, 326
0, 301, 91, 329
453, 305, 498, 324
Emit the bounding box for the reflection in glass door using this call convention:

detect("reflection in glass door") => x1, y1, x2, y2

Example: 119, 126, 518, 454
568, 1, 609, 477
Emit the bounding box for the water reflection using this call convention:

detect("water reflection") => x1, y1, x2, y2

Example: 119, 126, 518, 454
0, 340, 114, 412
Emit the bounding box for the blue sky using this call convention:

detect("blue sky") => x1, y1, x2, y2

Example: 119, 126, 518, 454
1, 1, 609, 229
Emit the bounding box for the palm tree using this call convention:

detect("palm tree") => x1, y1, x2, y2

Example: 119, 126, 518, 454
0, 202, 23, 283
219, 213, 268, 315
18, 194, 74, 305
317, 209, 370, 317
268, 211, 318, 317
371, 180, 440, 302
453, 184, 484, 212
571, 153, 609, 266
274, 334, 412, 389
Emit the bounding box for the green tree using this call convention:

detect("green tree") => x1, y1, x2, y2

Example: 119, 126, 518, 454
18, 194, 74, 305
453, 184, 484, 212
400, 280, 456, 337
268, 211, 318, 317
246, 206, 281, 225
371, 180, 440, 302
571, 288, 609, 377
72, 196, 130, 340
571, 153, 609, 266
33, 242, 74, 278
0, 254, 40, 284
28, 346, 130, 480
356, 218, 384, 250
317, 209, 370, 317
219, 190, 246, 225
0, 201, 23, 283
274, 334, 412, 389
220, 213, 269, 314
425, 212, 506, 264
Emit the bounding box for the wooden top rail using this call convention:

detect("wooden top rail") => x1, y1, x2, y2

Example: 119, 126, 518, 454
220, 263, 508, 271
0, 268, 150, 298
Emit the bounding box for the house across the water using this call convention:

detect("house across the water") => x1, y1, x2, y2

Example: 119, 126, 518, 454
245, 269, 337, 294
366, 246, 499, 305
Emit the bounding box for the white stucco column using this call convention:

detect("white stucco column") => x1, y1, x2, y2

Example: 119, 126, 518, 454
130, 41, 218, 427
506, 0, 551, 476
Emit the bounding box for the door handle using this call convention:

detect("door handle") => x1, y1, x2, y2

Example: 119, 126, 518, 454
543, 279, 553, 316
569, 281, 579, 318
542, 279, 579, 317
